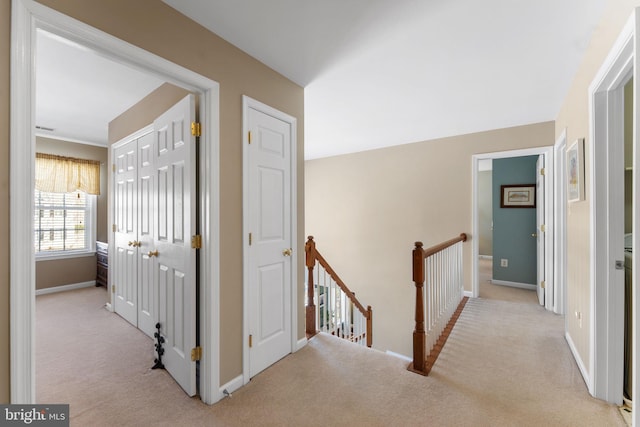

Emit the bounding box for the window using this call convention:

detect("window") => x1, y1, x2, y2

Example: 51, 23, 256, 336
33, 153, 100, 259
34, 190, 96, 257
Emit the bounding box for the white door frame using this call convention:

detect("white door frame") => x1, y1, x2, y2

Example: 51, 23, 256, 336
553, 129, 567, 316
471, 147, 554, 304
241, 96, 299, 384
10, 0, 222, 404
587, 10, 636, 406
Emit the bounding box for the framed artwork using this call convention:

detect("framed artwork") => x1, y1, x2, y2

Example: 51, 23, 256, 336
567, 138, 585, 202
500, 184, 536, 208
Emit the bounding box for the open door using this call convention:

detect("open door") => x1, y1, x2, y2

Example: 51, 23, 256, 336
111, 95, 198, 396
536, 155, 545, 306
153, 94, 198, 396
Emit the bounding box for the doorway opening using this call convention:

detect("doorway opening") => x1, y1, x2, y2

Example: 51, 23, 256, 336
471, 146, 555, 312
587, 10, 635, 405
10, 0, 221, 404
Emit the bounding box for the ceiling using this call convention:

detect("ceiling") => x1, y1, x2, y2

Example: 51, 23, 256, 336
35, 30, 165, 145
36, 1, 608, 158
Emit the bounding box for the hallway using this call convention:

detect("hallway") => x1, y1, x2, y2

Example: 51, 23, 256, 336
36, 286, 624, 426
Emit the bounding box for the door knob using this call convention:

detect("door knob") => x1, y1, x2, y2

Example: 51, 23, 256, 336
531, 233, 537, 237
128, 241, 134, 246
282, 248, 292, 257
147, 250, 159, 257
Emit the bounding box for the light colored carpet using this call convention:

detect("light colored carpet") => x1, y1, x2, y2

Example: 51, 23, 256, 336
36, 286, 624, 426
478, 257, 538, 304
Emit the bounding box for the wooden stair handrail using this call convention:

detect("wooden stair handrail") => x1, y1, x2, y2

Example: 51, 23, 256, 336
421, 233, 468, 259
305, 236, 373, 347
409, 233, 467, 376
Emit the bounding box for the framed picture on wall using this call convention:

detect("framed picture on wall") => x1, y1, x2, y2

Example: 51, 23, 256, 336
500, 184, 536, 208
567, 138, 585, 202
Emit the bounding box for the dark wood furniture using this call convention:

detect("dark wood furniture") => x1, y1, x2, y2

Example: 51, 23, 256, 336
96, 241, 108, 289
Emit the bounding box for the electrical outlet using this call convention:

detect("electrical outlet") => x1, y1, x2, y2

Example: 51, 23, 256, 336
500, 259, 508, 267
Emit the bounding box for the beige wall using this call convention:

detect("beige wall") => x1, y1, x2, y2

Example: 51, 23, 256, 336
555, 0, 640, 377
1, 0, 304, 399
0, 0, 10, 405
109, 83, 191, 145
35, 137, 108, 290
305, 122, 553, 356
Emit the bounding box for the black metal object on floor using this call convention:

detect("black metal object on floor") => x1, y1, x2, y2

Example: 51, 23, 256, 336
152, 322, 165, 370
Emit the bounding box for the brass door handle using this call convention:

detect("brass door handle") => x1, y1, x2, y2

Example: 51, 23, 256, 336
147, 250, 159, 257
129, 240, 142, 247
531, 233, 537, 237
282, 248, 292, 257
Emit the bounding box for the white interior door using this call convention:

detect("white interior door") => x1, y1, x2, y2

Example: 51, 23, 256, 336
137, 132, 157, 338
113, 140, 138, 326
536, 155, 545, 306
154, 94, 198, 396
247, 105, 293, 378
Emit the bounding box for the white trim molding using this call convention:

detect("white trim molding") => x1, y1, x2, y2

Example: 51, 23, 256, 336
35, 281, 96, 296
553, 128, 567, 316
219, 375, 243, 399
296, 337, 308, 352
587, 9, 635, 405
11, 0, 221, 405
490, 280, 536, 291
566, 331, 590, 391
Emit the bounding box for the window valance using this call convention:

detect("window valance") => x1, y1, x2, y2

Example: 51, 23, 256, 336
35, 153, 101, 195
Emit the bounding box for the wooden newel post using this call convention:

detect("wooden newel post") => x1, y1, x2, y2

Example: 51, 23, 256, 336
408, 241, 427, 375
305, 236, 317, 338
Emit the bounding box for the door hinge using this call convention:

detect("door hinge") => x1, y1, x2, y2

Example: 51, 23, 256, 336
540, 224, 546, 233
191, 346, 202, 362
249, 232, 252, 246
111, 285, 116, 294
112, 224, 117, 232
540, 168, 545, 176
191, 234, 202, 249
248, 131, 252, 144
191, 122, 201, 137
541, 281, 546, 289
249, 335, 253, 348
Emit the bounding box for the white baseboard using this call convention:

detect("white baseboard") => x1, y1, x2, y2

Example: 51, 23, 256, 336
386, 350, 412, 362
479, 255, 493, 260
490, 279, 536, 291
565, 331, 590, 391
295, 337, 307, 352
464, 290, 473, 298
219, 374, 243, 399
36, 280, 96, 296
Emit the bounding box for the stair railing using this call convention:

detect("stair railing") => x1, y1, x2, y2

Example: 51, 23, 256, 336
305, 236, 372, 347
408, 233, 468, 376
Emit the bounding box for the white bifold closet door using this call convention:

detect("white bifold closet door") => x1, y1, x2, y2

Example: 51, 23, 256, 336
112, 94, 198, 396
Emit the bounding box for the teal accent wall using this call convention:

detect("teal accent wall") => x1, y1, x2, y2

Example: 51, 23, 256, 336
493, 156, 538, 284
